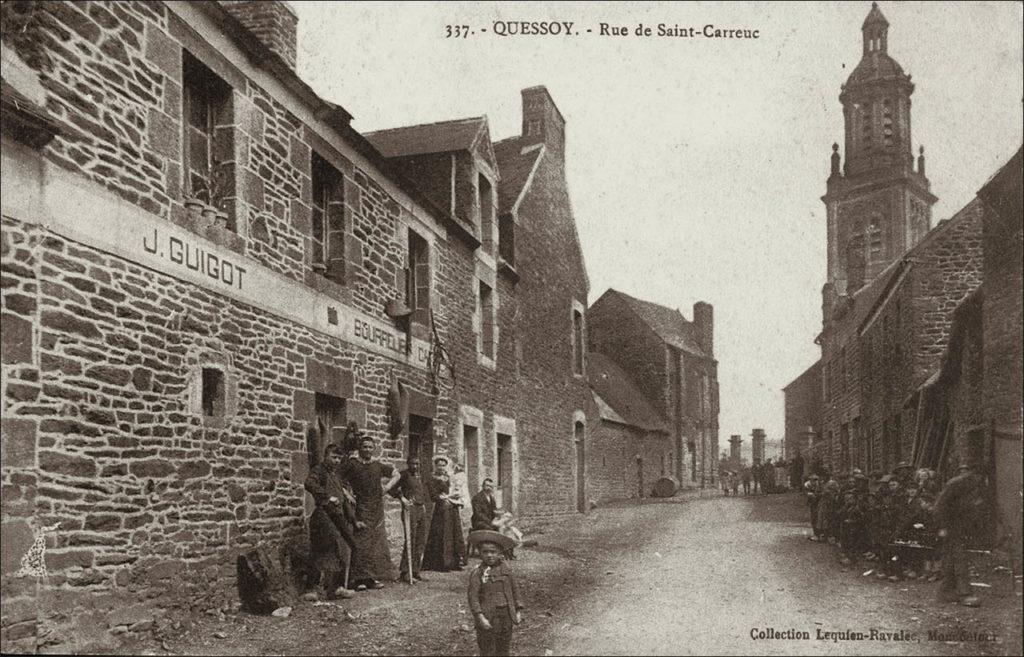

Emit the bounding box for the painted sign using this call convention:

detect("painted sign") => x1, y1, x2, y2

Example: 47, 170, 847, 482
35, 166, 431, 370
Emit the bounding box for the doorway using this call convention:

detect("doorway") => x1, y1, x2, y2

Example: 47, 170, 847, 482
408, 414, 434, 476
497, 433, 513, 512
463, 424, 480, 495
314, 393, 346, 459
574, 421, 586, 513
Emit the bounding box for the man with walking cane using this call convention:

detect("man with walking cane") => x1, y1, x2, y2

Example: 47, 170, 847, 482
305, 442, 364, 599
390, 456, 430, 582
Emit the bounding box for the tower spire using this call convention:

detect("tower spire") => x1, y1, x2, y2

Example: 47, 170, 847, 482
862, 2, 889, 55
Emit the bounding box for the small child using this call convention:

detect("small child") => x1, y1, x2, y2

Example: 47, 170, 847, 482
467, 530, 523, 657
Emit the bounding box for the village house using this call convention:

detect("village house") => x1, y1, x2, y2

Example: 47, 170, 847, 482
0, 1, 591, 652
782, 360, 821, 461
587, 289, 719, 489
363, 84, 592, 519
585, 352, 671, 502
911, 147, 1022, 569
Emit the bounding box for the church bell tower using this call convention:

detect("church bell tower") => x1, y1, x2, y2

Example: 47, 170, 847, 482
822, 3, 937, 322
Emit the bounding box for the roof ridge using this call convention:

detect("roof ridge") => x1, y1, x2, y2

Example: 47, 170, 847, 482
364, 115, 486, 136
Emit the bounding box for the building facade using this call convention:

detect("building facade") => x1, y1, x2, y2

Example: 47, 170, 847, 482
586, 352, 671, 502
365, 85, 593, 519
587, 289, 719, 488
0, 1, 592, 651
782, 360, 821, 460
913, 148, 1023, 567
807, 3, 991, 475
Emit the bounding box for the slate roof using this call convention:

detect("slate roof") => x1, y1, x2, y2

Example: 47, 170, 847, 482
846, 52, 907, 86
607, 290, 707, 358
364, 117, 486, 158
493, 136, 544, 214
0, 78, 60, 148
588, 352, 669, 433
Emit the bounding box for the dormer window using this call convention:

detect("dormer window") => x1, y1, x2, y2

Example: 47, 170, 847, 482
405, 228, 430, 312
478, 173, 495, 254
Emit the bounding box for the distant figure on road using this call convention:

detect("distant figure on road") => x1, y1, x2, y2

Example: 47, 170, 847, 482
467, 530, 523, 657
721, 471, 731, 496
804, 474, 822, 541
741, 467, 751, 495
730, 471, 740, 496
764, 459, 777, 493
751, 462, 762, 495
934, 462, 986, 607
790, 452, 805, 490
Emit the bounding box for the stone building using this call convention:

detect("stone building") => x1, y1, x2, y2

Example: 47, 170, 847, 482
782, 360, 821, 460
800, 3, 985, 475
587, 289, 718, 488
912, 147, 1022, 567
0, 1, 590, 651
585, 352, 671, 502
364, 84, 593, 518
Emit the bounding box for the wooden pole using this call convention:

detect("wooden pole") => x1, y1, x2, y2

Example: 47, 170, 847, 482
403, 502, 414, 584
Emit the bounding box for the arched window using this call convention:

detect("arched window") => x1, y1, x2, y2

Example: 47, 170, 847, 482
882, 100, 893, 147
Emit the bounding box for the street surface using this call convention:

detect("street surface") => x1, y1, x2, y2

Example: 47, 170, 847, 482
130, 493, 1020, 656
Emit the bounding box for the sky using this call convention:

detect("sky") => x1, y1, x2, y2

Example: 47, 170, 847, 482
289, 1, 1023, 456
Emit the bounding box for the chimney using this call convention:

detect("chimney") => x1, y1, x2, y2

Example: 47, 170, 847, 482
220, 1, 298, 70
692, 301, 713, 356
520, 86, 566, 160
728, 435, 742, 462
751, 428, 766, 464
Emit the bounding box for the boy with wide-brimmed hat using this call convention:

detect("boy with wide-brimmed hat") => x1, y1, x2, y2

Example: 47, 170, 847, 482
467, 530, 523, 656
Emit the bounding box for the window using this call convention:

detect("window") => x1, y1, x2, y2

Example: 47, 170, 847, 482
526, 119, 541, 136
497, 433, 512, 490
478, 280, 495, 359
839, 347, 847, 391
882, 100, 893, 147
892, 414, 902, 463
405, 229, 430, 311
182, 52, 234, 227
478, 174, 494, 254
840, 423, 850, 471
314, 393, 346, 454
860, 104, 872, 151
311, 153, 343, 277
498, 215, 515, 265
201, 367, 225, 417
463, 425, 479, 493
571, 304, 585, 376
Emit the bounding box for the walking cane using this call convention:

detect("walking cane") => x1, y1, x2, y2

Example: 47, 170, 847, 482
402, 500, 414, 584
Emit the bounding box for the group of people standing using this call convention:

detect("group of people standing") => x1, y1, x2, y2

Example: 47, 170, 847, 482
304, 427, 513, 599
803, 460, 989, 608
720, 458, 788, 496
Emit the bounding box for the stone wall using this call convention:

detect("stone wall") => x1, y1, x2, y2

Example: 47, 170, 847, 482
783, 360, 821, 460
513, 133, 592, 520
0, 1, 466, 651
588, 293, 668, 417
585, 421, 672, 503
822, 197, 983, 474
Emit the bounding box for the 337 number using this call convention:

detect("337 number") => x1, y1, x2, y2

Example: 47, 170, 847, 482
445, 25, 470, 38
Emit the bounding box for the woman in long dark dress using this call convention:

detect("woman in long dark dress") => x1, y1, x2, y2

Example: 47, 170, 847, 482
422, 456, 467, 571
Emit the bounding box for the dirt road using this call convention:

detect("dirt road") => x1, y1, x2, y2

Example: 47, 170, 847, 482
137, 492, 1020, 656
